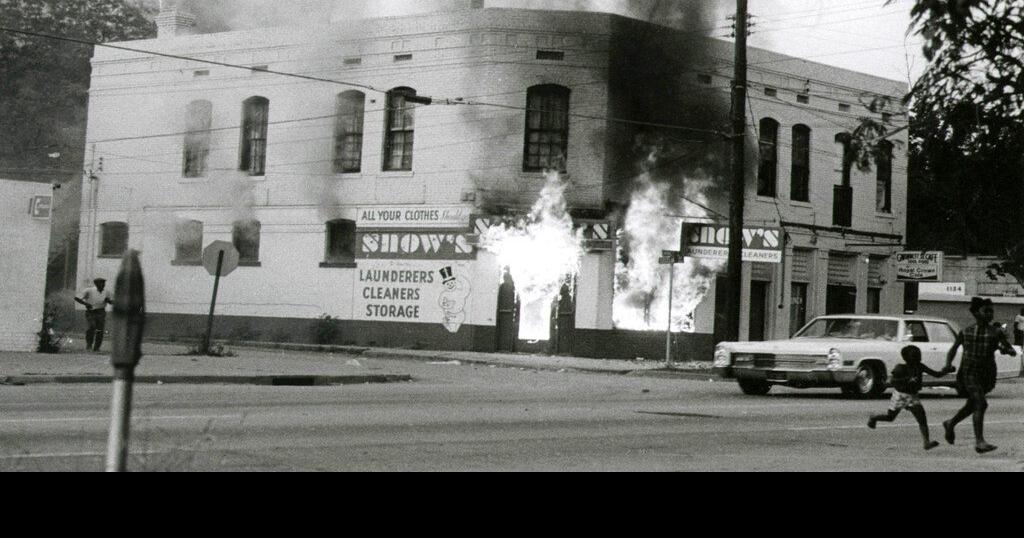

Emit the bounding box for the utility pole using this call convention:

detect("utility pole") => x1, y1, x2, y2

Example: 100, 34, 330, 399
726, 0, 749, 343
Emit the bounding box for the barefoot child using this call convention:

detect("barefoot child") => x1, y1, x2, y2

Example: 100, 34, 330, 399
868, 345, 950, 450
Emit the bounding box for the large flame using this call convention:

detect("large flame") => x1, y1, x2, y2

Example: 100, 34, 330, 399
480, 172, 584, 341
614, 168, 722, 333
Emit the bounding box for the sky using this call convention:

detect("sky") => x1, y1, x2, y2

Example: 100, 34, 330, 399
174, 0, 928, 84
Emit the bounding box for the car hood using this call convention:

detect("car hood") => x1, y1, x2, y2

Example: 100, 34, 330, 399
721, 338, 891, 355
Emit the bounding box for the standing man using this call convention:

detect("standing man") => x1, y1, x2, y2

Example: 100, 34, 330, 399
942, 297, 1017, 454
75, 278, 113, 352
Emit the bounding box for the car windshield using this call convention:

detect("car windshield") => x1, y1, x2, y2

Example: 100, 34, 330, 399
795, 318, 899, 341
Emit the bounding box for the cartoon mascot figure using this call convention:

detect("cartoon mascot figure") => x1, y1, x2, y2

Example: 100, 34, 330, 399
439, 266, 471, 333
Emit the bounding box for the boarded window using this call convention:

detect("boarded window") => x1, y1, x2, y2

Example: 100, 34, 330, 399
876, 140, 893, 213
384, 87, 416, 171
752, 262, 775, 282
757, 118, 779, 197
175, 220, 203, 263
868, 257, 887, 287
232, 220, 261, 263
239, 96, 269, 176
791, 124, 811, 202
325, 219, 356, 263
791, 249, 814, 283
524, 84, 570, 172
100, 222, 128, 258
183, 100, 212, 178
334, 91, 365, 173
828, 253, 855, 286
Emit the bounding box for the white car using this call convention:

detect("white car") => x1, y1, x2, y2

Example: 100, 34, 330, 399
713, 315, 1023, 397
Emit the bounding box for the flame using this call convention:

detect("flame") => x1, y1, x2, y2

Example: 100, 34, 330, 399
480, 172, 584, 341
613, 167, 722, 333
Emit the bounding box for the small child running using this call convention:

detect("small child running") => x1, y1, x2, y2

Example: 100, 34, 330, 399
867, 345, 952, 450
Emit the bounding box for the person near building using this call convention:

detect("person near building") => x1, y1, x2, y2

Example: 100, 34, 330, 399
867, 345, 949, 451
74, 278, 113, 352
942, 297, 1017, 454
1013, 308, 1024, 347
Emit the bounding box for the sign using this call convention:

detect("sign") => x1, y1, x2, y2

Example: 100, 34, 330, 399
28, 196, 52, 219
896, 251, 943, 282
659, 251, 683, 265
356, 231, 476, 260
471, 215, 615, 252
357, 205, 472, 230
202, 241, 240, 277
353, 260, 473, 333
920, 282, 965, 296
682, 224, 783, 264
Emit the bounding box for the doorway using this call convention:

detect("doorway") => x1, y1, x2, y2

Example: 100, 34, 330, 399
826, 285, 857, 315
496, 270, 519, 352
749, 280, 770, 341
550, 279, 576, 356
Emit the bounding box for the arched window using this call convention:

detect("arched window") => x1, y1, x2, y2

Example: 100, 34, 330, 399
183, 100, 212, 178
524, 84, 570, 172
232, 220, 261, 264
99, 222, 128, 258
239, 96, 269, 176
757, 118, 779, 197
384, 87, 417, 171
791, 124, 811, 202
833, 133, 854, 227
324, 219, 356, 264
334, 91, 365, 173
876, 140, 893, 213
174, 220, 203, 263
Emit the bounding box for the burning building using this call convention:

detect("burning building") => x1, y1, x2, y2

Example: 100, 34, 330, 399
77, 1, 908, 361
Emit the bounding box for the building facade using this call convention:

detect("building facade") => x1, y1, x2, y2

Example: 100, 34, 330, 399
1, 180, 52, 352
77, 4, 909, 360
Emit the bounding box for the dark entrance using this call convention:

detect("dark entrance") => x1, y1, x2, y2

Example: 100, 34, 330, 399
826, 285, 857, 315
713, 275, 730, 344
749, 280, 770, 341
549, 280, 576, 356
496, 270, 520, 352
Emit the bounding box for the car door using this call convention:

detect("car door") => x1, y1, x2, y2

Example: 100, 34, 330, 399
993, 326, 1023, 379
903, 321, 943, 378
923, 321, 960, 384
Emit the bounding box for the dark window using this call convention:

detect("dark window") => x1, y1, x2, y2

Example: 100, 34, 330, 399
833, 185, 853, 227
906, 321, 929, 342
790, 283, 809, 336
537, 50, 565, 61
791, 124, 811, 202
239, 96, 269, 176
344, 57, 362, 66
698, 74, 713, 85
251, 65, 269, 73
334, 91, 365, 173
175, 220, 203, 263
100, 222, 128, 258
757, 118, 779, 197
183, 100, 212, 178
524, 84, 570, 172
193, 70, 210, 77
384, 87, 416, 171
867, 288, 882, 314
797, 94, 810, 104
232, 220, 261, 264
876, 140, 893, 213
393, 54, 413, 62
325, 219, 356, 264
764, 87, 777, 97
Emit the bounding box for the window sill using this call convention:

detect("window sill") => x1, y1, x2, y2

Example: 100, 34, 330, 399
171, 260, 202, 267
755, 195, 779, 203
98, 254, 125, 260
522, 171, 571, 180
333, 172, 363, 180
238, 261, 262, 267
380, 170, 414, 178
875, 212, 896, 219
789, 200, 813, 208
178, 177, 209, 184
320, 261, 358, 269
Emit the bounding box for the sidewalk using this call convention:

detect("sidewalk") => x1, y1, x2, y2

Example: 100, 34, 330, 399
0, 340, 714, 385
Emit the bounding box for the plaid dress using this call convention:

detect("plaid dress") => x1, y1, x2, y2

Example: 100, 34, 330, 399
958, 324, 1004, 395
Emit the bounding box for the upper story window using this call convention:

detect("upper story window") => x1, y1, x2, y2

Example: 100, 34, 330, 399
239, 96, 269, 176
876, 140, 894, 213
791, 124, 811, 203
324, 219, 357, 265
232, 220, 261, 264
524, 84, 570, 173
334, 91, 365, 174
99, 222, 128, 258
757, 118, 779, 198
183, 100, 212, 178
384, 87, 417, 171
174, 220, 203, 263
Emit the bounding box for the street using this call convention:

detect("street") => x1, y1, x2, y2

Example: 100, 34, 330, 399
2, 358, 1022, 472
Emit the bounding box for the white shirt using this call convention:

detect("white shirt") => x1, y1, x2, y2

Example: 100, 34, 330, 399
1014, 315, 1024, 332
81, 287, 112, 310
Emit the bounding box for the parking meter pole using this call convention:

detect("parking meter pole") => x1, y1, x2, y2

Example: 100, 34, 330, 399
665, 261, 675, 369
202, 251, 224, 355
105, 251, 145, 473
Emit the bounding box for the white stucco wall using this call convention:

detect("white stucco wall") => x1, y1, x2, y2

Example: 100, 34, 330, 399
0, 180, 51, 352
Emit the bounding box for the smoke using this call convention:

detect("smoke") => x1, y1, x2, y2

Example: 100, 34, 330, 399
480, 172, 584, 341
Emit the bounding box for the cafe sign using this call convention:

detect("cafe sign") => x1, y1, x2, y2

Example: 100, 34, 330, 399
896, 251, 943, 282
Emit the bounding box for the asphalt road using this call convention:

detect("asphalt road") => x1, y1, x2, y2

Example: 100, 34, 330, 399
2, 360, 1022, 472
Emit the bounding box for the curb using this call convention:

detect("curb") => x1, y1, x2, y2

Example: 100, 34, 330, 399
0, 374, 413, 387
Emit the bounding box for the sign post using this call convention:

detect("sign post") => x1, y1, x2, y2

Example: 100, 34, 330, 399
105, 250, 145, 473
660, 249, 686, 368
200, 241, 240, 354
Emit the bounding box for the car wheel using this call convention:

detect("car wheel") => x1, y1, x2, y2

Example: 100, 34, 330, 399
738, 379, 772, 396
850, 363, 886, 399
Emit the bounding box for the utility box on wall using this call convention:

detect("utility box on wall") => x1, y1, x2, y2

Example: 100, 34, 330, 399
0, 180, 51, 351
